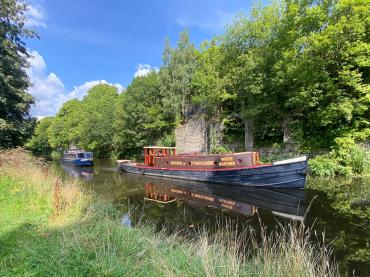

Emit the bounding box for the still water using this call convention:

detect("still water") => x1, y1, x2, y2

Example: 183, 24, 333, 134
51, 160, 369, 276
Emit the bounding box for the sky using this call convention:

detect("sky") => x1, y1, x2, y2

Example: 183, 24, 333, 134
25, 0, 255, 117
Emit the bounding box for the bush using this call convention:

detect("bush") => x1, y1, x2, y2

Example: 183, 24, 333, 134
210, 145, 231, 154
309, 143, 370, 177
347, 145, 370, 175
308, 154, 342, 177
156, 132, 176, 147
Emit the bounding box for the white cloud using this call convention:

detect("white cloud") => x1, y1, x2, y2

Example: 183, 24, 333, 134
27, 50, 124, 117
69, 80, 124, 99
25, 4, 47, 28
36, 116, 46, 121
134, 64, 159, 78
27, 51, 66, 116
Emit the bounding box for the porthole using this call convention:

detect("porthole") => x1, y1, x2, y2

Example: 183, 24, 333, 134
188, 162, 192, 165
214, 161, 218, 165
237, 159, 242, 164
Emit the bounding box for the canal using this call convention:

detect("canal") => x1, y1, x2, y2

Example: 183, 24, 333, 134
51, 160, 370, 276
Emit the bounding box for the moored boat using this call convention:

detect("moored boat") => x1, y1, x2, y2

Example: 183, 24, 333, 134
117, 146, 307, 188
62, 149, 94, 166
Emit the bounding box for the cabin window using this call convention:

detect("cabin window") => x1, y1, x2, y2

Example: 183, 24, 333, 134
77, 153, 84, 159
86, 153, 91, 158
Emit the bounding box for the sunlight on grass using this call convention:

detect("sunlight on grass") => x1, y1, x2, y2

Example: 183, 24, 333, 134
0, 149, 338, 276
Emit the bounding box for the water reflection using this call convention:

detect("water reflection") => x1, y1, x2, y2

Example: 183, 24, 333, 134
60, 162, 94, 182
144, 179, 306, 221
121, 214, 132, 227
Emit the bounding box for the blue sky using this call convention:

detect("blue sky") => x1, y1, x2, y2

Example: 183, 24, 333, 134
25, 0, 254, 116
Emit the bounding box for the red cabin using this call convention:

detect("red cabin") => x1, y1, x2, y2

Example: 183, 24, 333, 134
143, 146, 259, 169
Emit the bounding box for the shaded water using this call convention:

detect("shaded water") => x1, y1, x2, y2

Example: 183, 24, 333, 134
52, 160, 370, 276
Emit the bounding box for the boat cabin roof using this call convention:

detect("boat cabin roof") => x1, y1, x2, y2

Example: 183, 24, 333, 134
65, 149, 92, 154
143, 146, 176, 149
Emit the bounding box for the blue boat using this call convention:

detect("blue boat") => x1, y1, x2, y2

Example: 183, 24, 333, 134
117, 146, 307, 189
62, 149, 94, 166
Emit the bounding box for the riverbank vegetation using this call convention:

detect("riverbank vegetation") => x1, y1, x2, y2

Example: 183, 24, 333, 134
23, 0, 369, 167
0, 149, 338, 276
308, 138, 370, 177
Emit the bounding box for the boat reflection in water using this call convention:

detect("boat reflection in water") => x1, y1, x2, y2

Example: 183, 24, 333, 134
61, 162, 94, 182
144, 178, 306, 221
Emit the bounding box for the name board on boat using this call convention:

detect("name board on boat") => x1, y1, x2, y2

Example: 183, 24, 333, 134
220, 157, 233, 162
192, 161, 214, 166
219, 161, 236, 166
170, 161, 184, 166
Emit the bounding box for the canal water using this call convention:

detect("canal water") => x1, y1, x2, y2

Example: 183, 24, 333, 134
51, 160, 369, 276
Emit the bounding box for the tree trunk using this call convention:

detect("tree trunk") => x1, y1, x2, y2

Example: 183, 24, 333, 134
244, 120, 254, 151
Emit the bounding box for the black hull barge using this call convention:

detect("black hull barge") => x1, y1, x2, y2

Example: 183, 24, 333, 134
117, 147, 307, 189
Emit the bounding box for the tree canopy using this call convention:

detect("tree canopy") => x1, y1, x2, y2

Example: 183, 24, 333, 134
26, 117, 53, 156
27, 0, 370, 158
0, 0, 37, 148
219, 0, 370, 149
114, 72, 175, 158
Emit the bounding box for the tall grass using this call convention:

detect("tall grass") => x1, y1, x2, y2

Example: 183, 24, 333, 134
0, 148, 338, 276
0, 148, 88, 226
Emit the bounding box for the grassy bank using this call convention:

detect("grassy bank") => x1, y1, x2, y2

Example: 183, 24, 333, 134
0, 149, 337, 276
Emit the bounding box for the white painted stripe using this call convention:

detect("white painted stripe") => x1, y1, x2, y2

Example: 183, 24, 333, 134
273, 156, 307, 165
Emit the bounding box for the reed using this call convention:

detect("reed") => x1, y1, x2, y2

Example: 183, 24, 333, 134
0, 148, 338, 276
0, 148, 88, 225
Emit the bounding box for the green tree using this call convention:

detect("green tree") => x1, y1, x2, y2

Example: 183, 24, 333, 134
276, 0, 370, 149
159, 30, 198, 123
79, 84, 119, 158
26, 117, 54, 155
221, 0, 370, 149
0, 0, 37, 148
48, 99, 83, 150
191, 40, 233, 121
114, 72, 175, 158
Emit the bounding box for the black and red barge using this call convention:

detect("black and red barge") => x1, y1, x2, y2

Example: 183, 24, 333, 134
117, 146, 307, 189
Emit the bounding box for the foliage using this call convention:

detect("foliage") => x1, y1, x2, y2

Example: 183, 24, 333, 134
156, 132, 176, 147
309, 141, 370, 177
0, 0, 37, 148
79, 84, 119, 158
159, 30, 198, 123
220, 0, 370, 149
114, 72, 175, 158
26, 117, 54, 155
210, 146, 230, 154
48, 99, 83, 149
191, 41, 233, 121
46, 85, 119, 158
